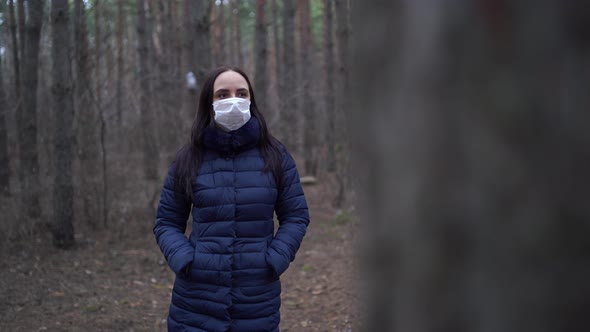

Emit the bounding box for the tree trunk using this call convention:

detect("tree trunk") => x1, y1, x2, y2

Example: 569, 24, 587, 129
352, 1, 590, 331
17, 0, 25, 66
18, 0, 43, 220
324, 0, 336, 172
254, 0, 268, 113
333, 0, 350, 207
75, 0, 102, 229
94, 0, 102, 109
51, 0, 76, 249
104, 3, 113, 93
211, 2, 227, 66
211, 3, 220, 66
8, 0, 21, 106
116, 0, 124, 123
156, 0, 182, 155
137, 0, 160, 181
280, 0, 297, 152
299, 0, 317, 176
234, 0, 243, 67
183, 0, 212, 119
194, 1, 213, 86
0, 46, 9, 196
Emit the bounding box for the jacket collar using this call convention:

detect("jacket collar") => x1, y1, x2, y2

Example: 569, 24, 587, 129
202, 116, 261, 156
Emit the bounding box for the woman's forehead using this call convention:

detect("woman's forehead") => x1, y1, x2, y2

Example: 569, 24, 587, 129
214, 71, 248, 90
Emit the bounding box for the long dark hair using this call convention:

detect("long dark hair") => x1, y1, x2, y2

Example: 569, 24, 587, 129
172, 66, 284, 196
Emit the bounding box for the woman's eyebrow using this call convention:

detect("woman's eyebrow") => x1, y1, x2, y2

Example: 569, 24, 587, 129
214, 88, 229, 94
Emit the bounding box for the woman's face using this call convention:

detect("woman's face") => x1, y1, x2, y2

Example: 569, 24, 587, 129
213, 70, 251, 101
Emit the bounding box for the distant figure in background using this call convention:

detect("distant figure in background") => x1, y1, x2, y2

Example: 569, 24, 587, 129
154, 66, 310, 332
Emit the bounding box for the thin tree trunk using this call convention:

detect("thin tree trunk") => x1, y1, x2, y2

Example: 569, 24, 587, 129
17, 0, 25, 67
280, 0, 297, 152
0, 47, 9, 196
211, 3, 220, 66
51, 0, 76, 249
211, 2, 226, 66
300, 0, 317, 176
272, 0, 280, 108
171, 0, 182, 73
8, 0, 21, 106
137, 0, 159, 181
157, 0, 182, 154
94, 0, 102, 109
324, 0, 336, 172
75, 0, 102, 229
333, 0, 349, 207
194, 1, 213, 85
229, 0, 236, 65
116, 0, 124, 123
104, 4, 113, 93
234, 0, 243, 67
19, 0, 44, 220
183, 0, 212, 119
254, 0, 268, 113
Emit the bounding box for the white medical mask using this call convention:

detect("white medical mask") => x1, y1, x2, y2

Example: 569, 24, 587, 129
212, 97, 251, 131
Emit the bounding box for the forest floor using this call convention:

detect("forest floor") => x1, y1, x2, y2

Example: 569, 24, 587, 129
0, 164, 360, 331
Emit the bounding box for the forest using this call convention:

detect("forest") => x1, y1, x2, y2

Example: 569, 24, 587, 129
2, 0, 590, 331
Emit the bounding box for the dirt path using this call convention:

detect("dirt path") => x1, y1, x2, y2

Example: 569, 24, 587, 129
0, 185, 359, 331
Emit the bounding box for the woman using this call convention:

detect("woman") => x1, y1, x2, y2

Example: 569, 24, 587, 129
154, 66, 310, 332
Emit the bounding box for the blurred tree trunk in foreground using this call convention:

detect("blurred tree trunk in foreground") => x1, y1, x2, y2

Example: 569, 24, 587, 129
51, 0, 76, 248
18, 0, 44, 220
352, 1, 590, 331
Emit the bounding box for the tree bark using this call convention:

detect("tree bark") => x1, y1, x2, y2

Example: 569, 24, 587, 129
183, 0, 212, 119
17, 0, 25, 67
280, 0, 298, 152
212, 2, 227, 66
51, 0, 76, 249
299, 0, 317, 176
194, 1, 213, 86
8, 0, 21, 106
137, 0, 160, 181
156, 0, 182, 154
116, 0, 125, 123
234, 0, 243, 67
75, 0, 102, 229
352, 1, 590, 331
324, 0, 336, 172
94, 0, 102, 109
333, 0, 350, 207
0, 45, 9, 196
18, 0, 44, 220
254, 0, 268, 113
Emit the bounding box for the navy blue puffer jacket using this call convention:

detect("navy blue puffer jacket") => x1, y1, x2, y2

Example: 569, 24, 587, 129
154, 117, 310, 332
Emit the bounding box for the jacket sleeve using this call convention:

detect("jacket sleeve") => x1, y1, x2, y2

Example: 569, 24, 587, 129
153, 165, 194, 277
266, 148, 310, 278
